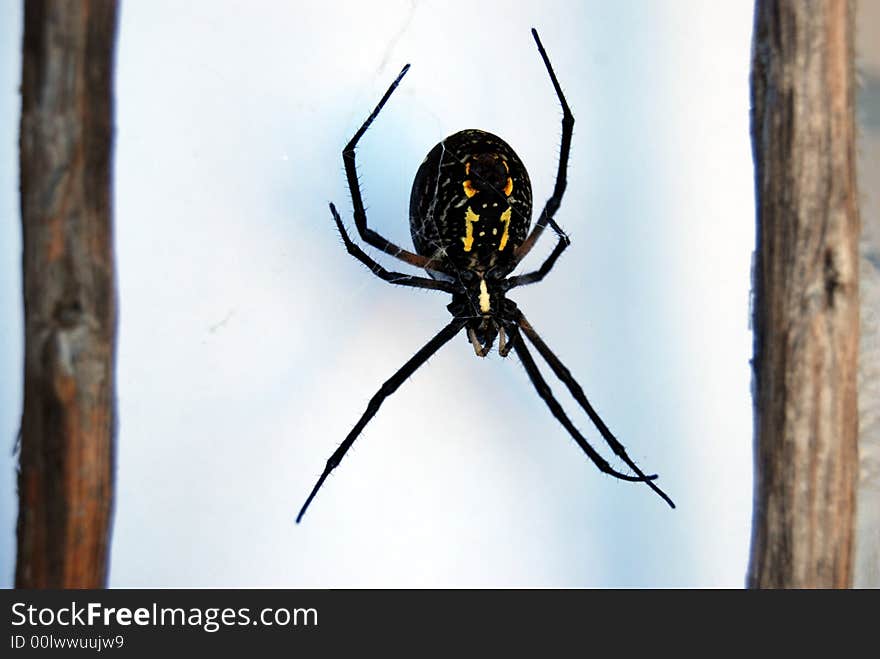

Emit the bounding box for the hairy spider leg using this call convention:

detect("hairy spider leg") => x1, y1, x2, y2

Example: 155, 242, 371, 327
507, 325, 659, 485
513, 29, 575, 266
514, 315, 675, 508
330, 203, 453, 292
297, 318, 466, 523
507, 229, 570, 289
342, 64, 448, 274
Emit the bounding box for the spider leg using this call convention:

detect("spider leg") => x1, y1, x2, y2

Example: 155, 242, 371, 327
515, 313, 675, 508
330, 203, 453, 292
507, 226, 570, 289
297, 317, 466, 523
342, 65, 447, 274
513, 29, 575, 266
507, 325, 658, 484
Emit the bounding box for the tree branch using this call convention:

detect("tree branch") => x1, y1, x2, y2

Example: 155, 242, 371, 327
16, 0, 119, 588
748, 0, 860, 588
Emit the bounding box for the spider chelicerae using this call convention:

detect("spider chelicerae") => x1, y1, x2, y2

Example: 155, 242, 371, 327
297, 28, 674, 523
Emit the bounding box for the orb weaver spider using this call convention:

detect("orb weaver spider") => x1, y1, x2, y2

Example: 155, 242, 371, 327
297, 29, 674, 523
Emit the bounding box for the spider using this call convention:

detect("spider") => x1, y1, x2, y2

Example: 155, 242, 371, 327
297, 28, 674, 523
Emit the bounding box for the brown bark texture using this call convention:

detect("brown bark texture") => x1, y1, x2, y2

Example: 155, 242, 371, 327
16, 0, 119, 588
748, 0, 860, 588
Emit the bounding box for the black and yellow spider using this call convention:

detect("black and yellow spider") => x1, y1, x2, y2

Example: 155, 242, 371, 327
297, 29, 673, 523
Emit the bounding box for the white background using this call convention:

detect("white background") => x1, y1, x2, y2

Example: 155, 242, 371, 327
0, 0, 755, 586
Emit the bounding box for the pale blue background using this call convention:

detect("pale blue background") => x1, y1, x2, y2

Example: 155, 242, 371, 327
0, 0, 754, 586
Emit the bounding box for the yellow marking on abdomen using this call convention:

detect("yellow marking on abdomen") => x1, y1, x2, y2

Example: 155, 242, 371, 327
498, 208, 512, 250
479, 279, 491, 313
463, 180, 477, 198
503, 177, 513, 196
462, 207, 480, 252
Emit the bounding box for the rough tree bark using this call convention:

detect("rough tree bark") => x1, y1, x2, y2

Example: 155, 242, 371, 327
16, 0, 119, 588
748, 0, 860, 588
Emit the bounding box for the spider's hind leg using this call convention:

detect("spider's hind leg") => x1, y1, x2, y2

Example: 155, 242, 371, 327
328, 203, 452, 292
341, 65, 446, 274
512, 29, 575, 266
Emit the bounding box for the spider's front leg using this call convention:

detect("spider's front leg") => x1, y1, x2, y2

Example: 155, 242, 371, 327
508, 324, 659, 486
297, 317, 466, 523
513, 313, 675, 508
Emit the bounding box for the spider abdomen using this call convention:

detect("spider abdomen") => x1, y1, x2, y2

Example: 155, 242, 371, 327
409, 130, 533, 274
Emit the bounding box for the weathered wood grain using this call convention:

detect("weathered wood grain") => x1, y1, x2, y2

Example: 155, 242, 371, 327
16, 0, 119, 588
748, 0, 860, 588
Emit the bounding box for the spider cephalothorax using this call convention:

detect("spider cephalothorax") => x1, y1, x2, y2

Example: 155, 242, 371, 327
296, 29, 674, 523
